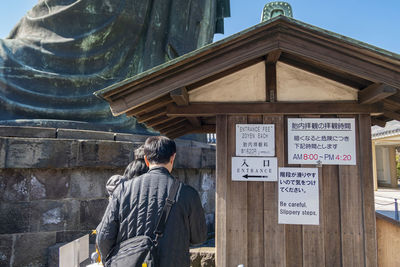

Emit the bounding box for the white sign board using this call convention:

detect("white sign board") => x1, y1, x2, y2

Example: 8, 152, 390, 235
236, 124, 275, 156
59, 234, 89, 267
287, 118, 356, 165
278, 168, 319, 225
232, 157, 278, 181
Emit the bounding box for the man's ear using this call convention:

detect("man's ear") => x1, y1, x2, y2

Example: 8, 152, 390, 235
144, 155, 150, 167
170, 153, 176, 165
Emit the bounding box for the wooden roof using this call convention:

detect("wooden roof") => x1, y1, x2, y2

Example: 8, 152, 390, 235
95, 16, 400, 138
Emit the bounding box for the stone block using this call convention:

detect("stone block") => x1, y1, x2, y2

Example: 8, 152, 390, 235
30, 169, 71, 200
0, 137, 137, 168
185, 169, 203, 190
199, 171, 216, 215
174, 144, 215, 169
76, 140, 134, 167
2, 138, 79, 168
0, 202, 31, 234
48, 242, 65, 267
30, 201, 65, 233
0, 169, 30, 202
0, 169, 74, 202
12, 232, 56, 267
200, 147, 216, 168
80, 199, 109, 230
0, 235, 13, 266
175, 146, 202, 169
205, 213, 215, 234
175, 139, 211, 149
64, 200, 85, 231
57, 129, 115, 141
68, 168, 122, 199
189, 247, 215, 267
0, 126, 57, 138
30, 199, 80, 232
0, 138, 7, 168
115, 133, 149, 142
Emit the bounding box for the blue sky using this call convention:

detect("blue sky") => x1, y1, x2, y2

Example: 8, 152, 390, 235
0, 0, 399, 54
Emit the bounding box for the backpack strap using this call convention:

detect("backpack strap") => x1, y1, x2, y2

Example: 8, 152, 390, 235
154, 179, 180, 242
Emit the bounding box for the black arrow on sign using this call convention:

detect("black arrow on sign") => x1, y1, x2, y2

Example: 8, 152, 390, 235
242, 174, 269, 179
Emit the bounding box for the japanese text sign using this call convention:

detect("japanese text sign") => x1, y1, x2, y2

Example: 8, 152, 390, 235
278, 167, 319, 225
232, 157, 278, 181
236, 124, 275, 156
287, 118, 356, 165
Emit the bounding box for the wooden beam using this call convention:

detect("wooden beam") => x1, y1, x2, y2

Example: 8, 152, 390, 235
359, 83, 397, 104
161, 122, 192, 136
170, 87, 204, 127
266, 49, 281, 64
371, 118, 386, 127
186, 117, 202, 128
152, 118, 187, 131
126, 95, 173, 116
201, 116, 216, 124
184, 124, 216, 133
201, 124, 215, 133
136, 107, 167, 123
265, 62, 276, 102
166, 102, 383, 116
157, 121, 191, 134
383, 97, 400, 109
166, 126, 194, 139
167, 132, 187, 140
146, 116, 176, 128
383, 109, 400, 121
170, 87, 189, 106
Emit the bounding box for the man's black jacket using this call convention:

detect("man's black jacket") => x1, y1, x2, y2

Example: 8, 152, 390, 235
96, 167, 207, 267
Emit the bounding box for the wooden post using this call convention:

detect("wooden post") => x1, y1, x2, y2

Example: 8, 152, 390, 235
389, 146, 398, 188
371, 141, 378, 191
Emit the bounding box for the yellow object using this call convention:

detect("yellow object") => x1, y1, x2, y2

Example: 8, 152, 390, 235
142, 263, 147, 267
96, 247, 102, 263
91, 230, 102, 263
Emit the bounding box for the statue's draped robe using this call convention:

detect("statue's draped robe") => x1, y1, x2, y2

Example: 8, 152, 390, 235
0, 0, 228, 133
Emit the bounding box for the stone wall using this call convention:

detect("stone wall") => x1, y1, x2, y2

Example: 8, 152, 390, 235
0, 127, 215, 267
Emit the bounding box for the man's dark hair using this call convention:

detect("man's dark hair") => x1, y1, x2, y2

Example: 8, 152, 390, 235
144, 136, 176, 164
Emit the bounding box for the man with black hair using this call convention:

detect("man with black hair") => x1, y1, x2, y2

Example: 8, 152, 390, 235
96, 136, 207, 267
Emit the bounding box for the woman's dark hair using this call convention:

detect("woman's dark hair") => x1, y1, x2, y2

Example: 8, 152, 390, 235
144, 136, 176, 164
123, 145, 149, 179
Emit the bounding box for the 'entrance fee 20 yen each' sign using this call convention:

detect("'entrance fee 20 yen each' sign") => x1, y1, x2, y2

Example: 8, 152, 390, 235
236, 124, 275, 156
287, 118, 356, 165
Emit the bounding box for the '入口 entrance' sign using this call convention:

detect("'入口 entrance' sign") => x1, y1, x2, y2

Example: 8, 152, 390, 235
236, 124, 275, 156
278, 167, 319, 225
287, 118, 356, 165
231, 157, 278, 181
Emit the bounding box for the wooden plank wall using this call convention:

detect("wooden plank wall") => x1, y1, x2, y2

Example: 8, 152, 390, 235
215, 114, 377, 267
376, 213, 400, 267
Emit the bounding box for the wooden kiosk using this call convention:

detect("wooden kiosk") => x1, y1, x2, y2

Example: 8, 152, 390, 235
96, 16, 400, 267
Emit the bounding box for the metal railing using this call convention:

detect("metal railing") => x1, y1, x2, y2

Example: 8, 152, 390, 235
207, 133, 216, 144
375, 195, 400, 221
